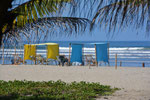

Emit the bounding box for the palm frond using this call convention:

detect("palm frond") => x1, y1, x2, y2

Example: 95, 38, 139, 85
91, 0, 149, 32
0, 0, 73, 45
12, 0, 72, 28
146, 0, 150, 34
7, 17, 90, 43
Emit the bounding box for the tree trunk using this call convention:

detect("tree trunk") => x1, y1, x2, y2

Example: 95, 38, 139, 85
0, 30, 3, 47
0, 0, 13, 46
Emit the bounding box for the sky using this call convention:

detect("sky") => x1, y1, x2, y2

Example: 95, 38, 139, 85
49, 26, 150, 41
13, 0, 150, 42
44, 1, 150, 42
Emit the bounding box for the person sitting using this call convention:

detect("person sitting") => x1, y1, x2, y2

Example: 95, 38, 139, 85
57, 55, 68, 66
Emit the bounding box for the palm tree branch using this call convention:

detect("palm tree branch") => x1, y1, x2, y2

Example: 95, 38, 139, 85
9, 0, 71, 29
91, 0, 148, 32
8, 17, 90, 42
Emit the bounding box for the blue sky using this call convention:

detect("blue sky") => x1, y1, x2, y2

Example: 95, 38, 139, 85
47, 1, 150, 41
50, 26, 150, 41
14, 0, 150, 42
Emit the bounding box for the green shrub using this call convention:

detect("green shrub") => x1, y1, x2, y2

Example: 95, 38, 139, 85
0, 80, 119, 100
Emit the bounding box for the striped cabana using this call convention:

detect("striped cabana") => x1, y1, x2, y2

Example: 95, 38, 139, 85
24, 44, 36, 61
24, 43, 59, 63
94, 43, 109, 65
44, 43, 59, 60
68, 43, 84, 65
68, 42, 109, 66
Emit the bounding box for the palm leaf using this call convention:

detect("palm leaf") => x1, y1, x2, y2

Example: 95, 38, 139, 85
7, 17, 91, 43
147, 0, 150, 34
0, 0, 74, 45
91, 0, 149, 33
12, 0, 71, 29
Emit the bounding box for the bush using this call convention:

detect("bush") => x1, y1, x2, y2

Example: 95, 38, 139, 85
0, 80, 119, 100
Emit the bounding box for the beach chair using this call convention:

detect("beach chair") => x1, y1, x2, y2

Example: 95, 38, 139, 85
11, 54, 26, 65
95, 43, 109, 66
36, 55, 47, 64
85, 55, 96, 66
16, 57, 26, 64
70, 44, 83, 66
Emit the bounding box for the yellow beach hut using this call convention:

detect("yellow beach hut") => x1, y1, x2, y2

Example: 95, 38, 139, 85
24, 43, 59, 64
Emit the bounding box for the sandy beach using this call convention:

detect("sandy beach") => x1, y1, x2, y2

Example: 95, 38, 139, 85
0, 65, 150, 100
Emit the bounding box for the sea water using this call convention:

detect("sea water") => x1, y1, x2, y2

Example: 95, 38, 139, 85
1, 41, 150, 67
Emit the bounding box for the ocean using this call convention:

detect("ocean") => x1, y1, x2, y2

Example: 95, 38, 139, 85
1, 41, 150, 67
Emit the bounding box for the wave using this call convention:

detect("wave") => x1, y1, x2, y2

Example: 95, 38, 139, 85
0, 47, 148, 51
1, 47, 150, 54
1, 47, 150, 57
60, 47, 148, 51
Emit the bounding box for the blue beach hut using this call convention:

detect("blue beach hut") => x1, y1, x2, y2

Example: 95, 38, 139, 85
94, 43, 109, 66
68, 42, 109, 66
69, 43, 84, 65
83, 42, 109, 66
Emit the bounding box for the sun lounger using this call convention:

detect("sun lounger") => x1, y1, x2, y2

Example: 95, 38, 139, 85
11, 54, 26, 65
36, 55, 47, 64
85, 55, 96, 66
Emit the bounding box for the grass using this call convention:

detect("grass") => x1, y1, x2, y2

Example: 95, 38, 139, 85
0, 80, 119, 100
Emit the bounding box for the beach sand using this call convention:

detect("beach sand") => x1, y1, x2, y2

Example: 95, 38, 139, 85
0, 65, 150, 100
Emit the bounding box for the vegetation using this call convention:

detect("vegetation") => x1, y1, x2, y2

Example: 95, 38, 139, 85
0, 0, 89, 45
0, 80, 119, 100
1, 0, 150, 45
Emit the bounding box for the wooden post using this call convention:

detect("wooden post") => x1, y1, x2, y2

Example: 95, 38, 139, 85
142, 62, 145, 68
34, 55, 36, 65
68, 43, 71, 65
107, 43, 109, 59
14, 45, 16, 64
33, 45, 37, 65
82, 44, 84, 66
115, 54, 117, 69
36, 27, 38, 43
120, 61, 122, 67
107, 43, 109, 66
2, 41, 4, 65
94, 44, 98, 66
23, 45, 25, 64
46, 45, 48, 65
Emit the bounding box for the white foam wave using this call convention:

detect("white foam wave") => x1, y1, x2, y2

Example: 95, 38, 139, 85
0, 47, 147, 51
0, 47, 150, 59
